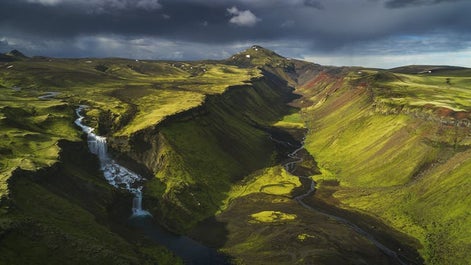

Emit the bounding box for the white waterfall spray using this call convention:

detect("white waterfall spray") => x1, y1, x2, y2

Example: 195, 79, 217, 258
75, 105, 151, 217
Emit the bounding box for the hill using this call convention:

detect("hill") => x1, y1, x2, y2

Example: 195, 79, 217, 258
390, 65, 467, 74
298, 65, 471, 265
0, 50, 28, 62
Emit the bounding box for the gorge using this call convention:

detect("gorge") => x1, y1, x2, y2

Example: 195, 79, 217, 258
0, 46, 470, 265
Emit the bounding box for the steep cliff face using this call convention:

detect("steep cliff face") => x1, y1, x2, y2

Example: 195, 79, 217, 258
297, 68, 471, 265
108, 73, 298, 231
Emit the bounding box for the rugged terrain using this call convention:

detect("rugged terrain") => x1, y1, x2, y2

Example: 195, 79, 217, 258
0, 46, 470, 264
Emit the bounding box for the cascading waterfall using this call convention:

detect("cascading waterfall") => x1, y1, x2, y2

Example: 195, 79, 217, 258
75, 105, 151, 217
75, 105, 230, 264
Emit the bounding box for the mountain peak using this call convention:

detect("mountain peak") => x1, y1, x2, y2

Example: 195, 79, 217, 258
244, 45, 284, 58
227, 45, 286, 67
6, 49, 27, 58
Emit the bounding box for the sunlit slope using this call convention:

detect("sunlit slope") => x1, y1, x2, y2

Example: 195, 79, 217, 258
299, 67, 471, 265
0, 89, 80, 195
0, 57, 257, 196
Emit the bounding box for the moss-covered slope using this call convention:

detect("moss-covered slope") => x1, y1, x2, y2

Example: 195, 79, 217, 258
298, 67, 471, 265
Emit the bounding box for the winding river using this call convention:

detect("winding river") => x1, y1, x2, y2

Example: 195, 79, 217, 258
282, 135, 412, 265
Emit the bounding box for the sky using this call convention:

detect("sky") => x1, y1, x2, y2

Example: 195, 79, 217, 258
0, 0, 470, 68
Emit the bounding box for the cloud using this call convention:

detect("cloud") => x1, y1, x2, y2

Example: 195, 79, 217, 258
304, 0, 324, 9
0, 38, 12, 52
227, 6, 260, 27
304, 49, 471, 68
1, 0, 471, 68
24, 0, 161, 10
281, 20, 295, 28
134, 0, 161, 10
385, 0, 461, 8
25, 0, 61, 5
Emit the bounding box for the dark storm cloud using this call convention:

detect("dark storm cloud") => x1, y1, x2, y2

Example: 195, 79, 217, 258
0, 0, 216, 38
0, 0, 464, 42
303, 0, 325, 9
385, 0, 462, 8
0, 0, 470, 67
0, 39, 10, 51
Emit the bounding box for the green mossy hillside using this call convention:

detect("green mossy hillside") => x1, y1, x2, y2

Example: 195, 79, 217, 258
114, 75, 299, 232
0, 93, 80, 196
298, 67, 471, 265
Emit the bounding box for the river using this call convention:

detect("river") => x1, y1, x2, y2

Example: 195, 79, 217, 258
282, 135, 413, 265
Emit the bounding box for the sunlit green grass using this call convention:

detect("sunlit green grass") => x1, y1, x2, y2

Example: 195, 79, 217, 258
0, 88, 80, 195
249, 210, 297, 223
273, 112, 306, 129
221, 166, 301, 211
371, 71, 471, 111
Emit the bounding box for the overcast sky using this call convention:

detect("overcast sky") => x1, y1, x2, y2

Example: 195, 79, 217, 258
1, 0, 470, 68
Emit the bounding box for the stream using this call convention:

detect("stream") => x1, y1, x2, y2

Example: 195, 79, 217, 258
74, 105, 229, 265
282, 136, 412, 265
38, 91, 60, 100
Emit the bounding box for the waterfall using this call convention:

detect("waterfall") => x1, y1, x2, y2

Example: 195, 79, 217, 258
131, 187, 151, 216
75, 105, 151, 217
88, 134, 108, 161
